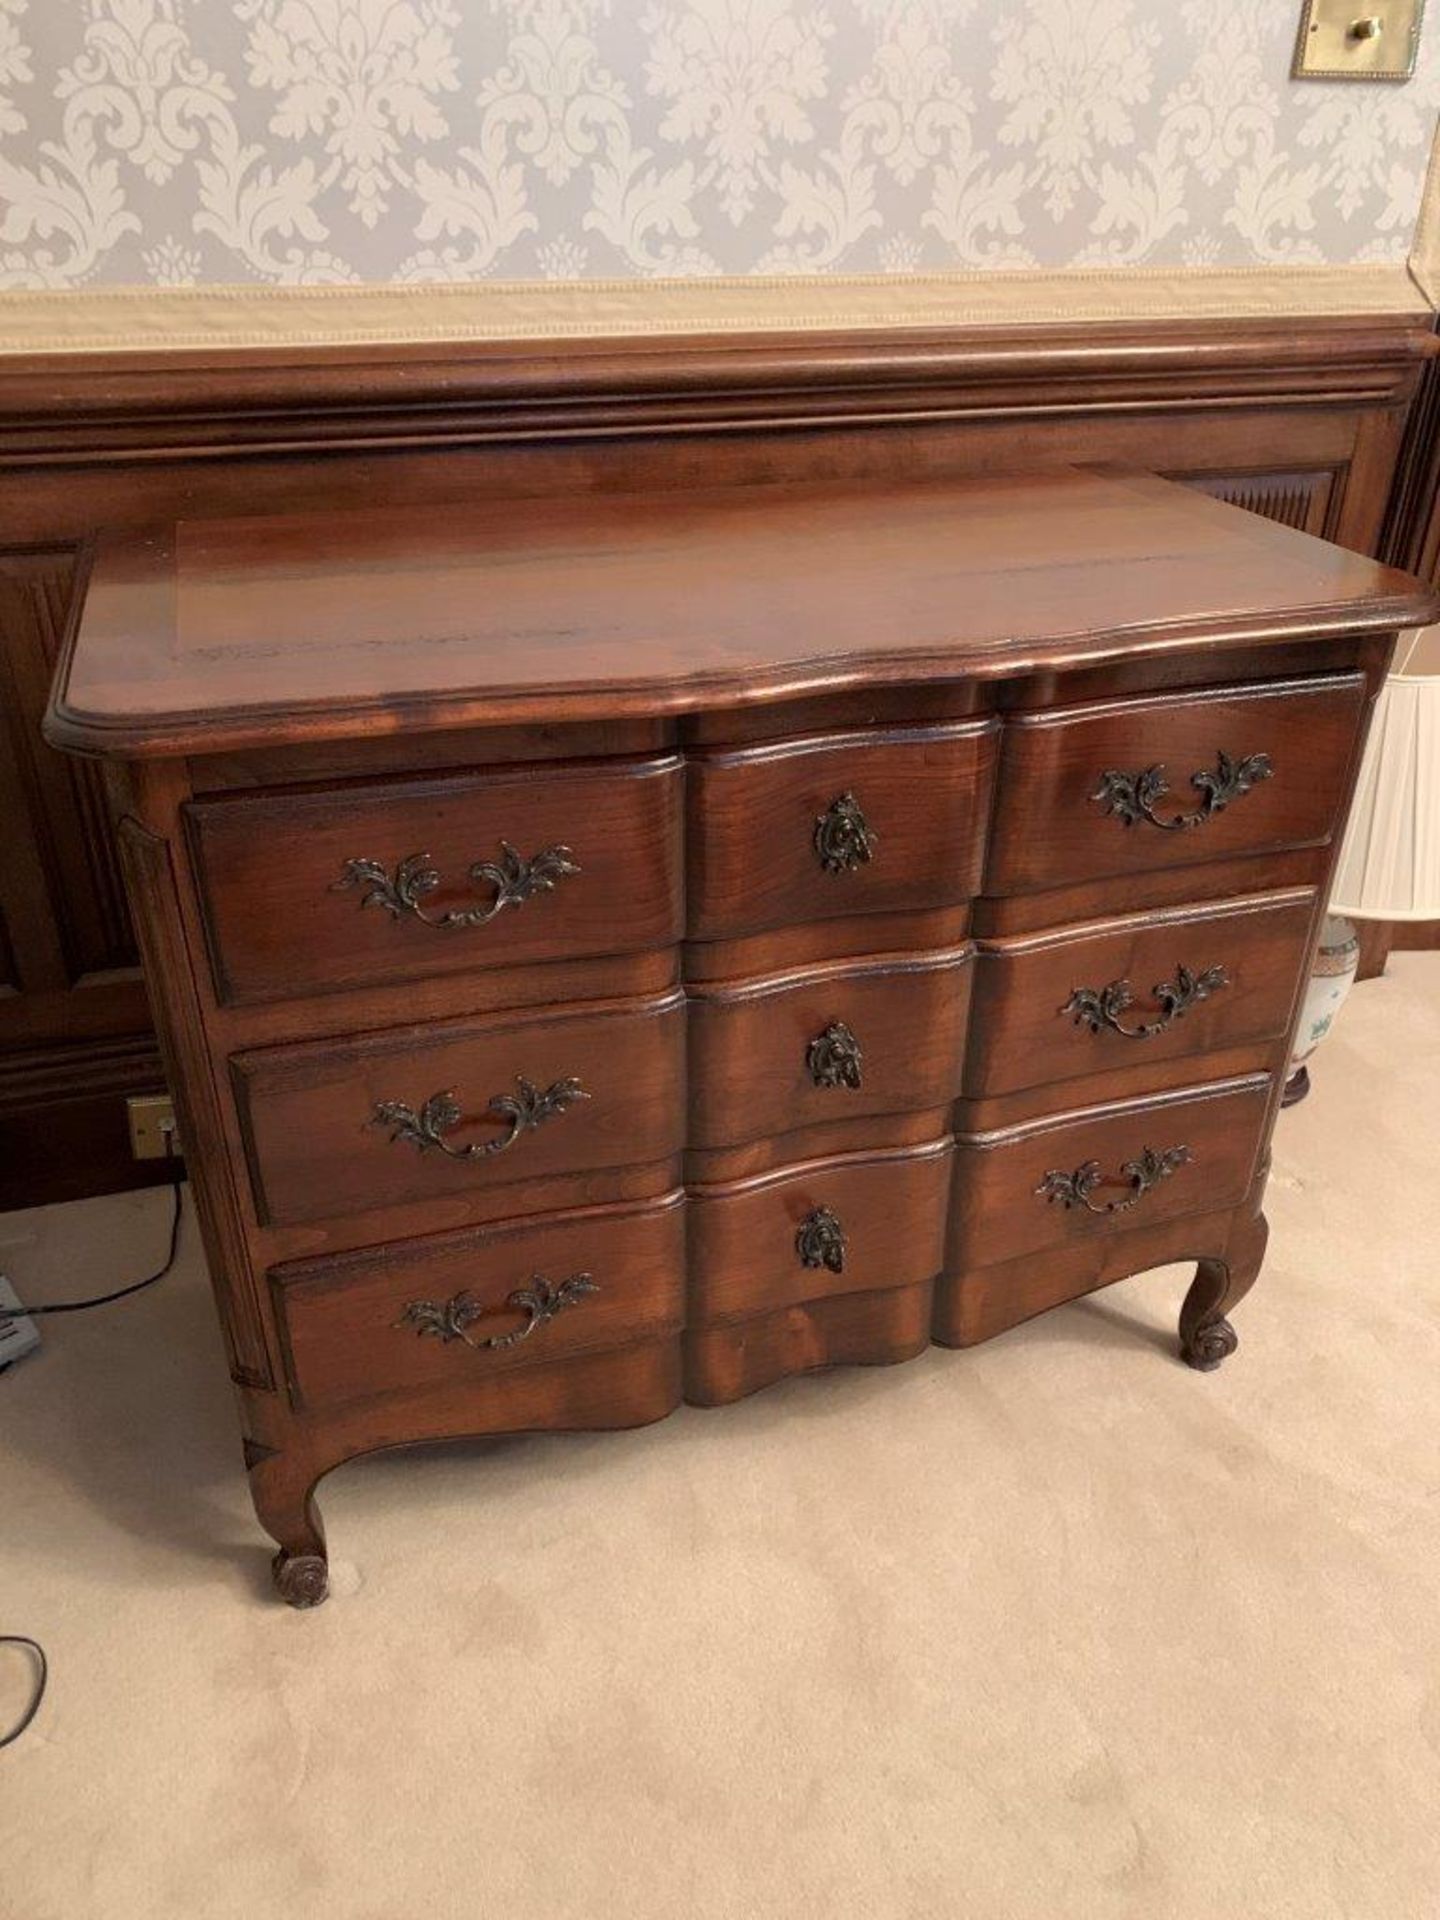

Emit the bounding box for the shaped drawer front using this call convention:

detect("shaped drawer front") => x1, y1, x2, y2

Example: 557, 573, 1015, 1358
233, 990, 685, 1228
689, 944, 973, 1150
270, 1192, 685, 1414
987, 675, 1366, 895
687, 721, 998, 941
949, 1075, 1271, 1271
688, 1138, 952, 1326
186, 754, 684, 1004
967, 889, 1316, 1098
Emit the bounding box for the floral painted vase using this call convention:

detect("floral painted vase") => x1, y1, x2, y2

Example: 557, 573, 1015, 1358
1284, 913, 1361, 1105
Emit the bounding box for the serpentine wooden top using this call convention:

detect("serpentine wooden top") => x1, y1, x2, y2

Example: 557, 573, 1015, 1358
49, 466, 1438, 758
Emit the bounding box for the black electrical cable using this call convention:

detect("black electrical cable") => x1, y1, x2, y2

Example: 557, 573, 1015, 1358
0, 1170, 183, 1323
1, 1171, 185, 1748
0, 1637, 47, 1749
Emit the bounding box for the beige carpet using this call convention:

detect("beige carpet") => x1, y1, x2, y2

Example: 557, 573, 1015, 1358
4, 957, 1439, 1920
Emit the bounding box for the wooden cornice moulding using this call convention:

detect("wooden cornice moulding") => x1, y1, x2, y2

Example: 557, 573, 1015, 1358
0, 269, 1434, 465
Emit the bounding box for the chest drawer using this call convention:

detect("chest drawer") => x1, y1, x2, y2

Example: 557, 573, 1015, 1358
270, 1192, 684, 1414
949, 1075, 1271, 1271
689, 1138, 952, 1325
186, 754, 684, 1004
232, 990, 685, 1228
987, 675, 1366, 895
688, 945, 973, 1151
966, 890, 1315, 1099
686, 721, 997, 941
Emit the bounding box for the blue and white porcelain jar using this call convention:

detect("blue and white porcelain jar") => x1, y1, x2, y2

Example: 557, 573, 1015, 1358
1285, 913, 1361, 1104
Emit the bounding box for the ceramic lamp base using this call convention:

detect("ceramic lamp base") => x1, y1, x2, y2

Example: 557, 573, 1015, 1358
1281, 1064, 1311, 1107
1285, 913, 1362, 1101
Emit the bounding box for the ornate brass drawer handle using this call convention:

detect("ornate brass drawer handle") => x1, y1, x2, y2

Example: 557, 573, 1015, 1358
1063, 964, 1229, 1040
807, 1020, 863, 1089
395, 1272, 599, 1352
372, 1075, 589, 1161
1093, 751, 1272, 832
796, 1205, 847, 1273
1037, 1144, 1193, 1216
335, 842, 580, 929
814, 792, 876, 873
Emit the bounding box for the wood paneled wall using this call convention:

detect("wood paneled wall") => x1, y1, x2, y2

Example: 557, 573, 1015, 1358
1, 310, 1436, 1208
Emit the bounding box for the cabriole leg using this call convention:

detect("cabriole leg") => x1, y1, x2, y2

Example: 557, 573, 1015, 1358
246, 1441, 329, 1608
1179, 1210, 1268, 1373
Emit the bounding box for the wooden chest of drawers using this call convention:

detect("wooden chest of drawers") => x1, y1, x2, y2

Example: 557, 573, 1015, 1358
47, 467, 1436, 1607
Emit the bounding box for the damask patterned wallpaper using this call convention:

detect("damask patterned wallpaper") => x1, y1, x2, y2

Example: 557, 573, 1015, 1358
1, 1, 1438, 288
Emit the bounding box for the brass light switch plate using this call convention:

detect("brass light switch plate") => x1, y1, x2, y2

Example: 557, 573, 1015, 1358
1293, 0, 1425, 79
126, 1092, 180, 1159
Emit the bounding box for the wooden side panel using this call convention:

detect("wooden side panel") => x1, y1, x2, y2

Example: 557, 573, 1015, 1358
0, 551, 135, 988
0, 1035, 167, 1211
0, 550, 165, 1208
114, 817, 274, 1387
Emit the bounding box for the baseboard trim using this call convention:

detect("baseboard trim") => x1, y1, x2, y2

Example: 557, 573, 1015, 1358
0, 1036, 171, 1212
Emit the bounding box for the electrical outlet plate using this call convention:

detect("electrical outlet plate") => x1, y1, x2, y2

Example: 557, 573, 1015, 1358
0, 1276, 41, 1371
127, 1093, 179, 1160
1293, 0, 1424, 79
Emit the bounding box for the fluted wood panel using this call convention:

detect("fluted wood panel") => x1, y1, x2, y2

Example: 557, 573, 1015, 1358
0, 550, 160, 1207
1183, 469, 1337, 538
0, 554, 137, 987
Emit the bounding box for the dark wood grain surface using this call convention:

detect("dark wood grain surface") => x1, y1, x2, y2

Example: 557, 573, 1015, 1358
186, 754, 684, 1004
966, 890, 1316, 1099
44, 460, 1436, 1605
233, 990, 685, 1229
49, 469, 1436, 756
688, 1137, 953, 1325
986, 673, 1368, 893
949, 1074, 1272, 1270
684, 1281, 934, 1408
688, 943, 972, 1151
686, 721, 997, 941
272, 1191, 685, 1415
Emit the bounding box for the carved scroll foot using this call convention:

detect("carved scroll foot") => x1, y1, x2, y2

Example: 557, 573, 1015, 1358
272, 1550, 330, 1609
1178, 1210, 1268, 1374
1179, 1308, 1238, 1372
247, 1441, 329, 1608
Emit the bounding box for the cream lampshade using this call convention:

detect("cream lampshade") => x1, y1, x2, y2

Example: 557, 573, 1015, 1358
1330, 626, 1440, 922
1287, 626, 1440, 1103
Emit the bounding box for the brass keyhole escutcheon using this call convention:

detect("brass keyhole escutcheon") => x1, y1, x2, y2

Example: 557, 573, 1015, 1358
813, 792, 876, 874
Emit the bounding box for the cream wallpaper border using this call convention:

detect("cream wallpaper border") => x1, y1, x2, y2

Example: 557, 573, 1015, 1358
0, 262, 1430, 359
